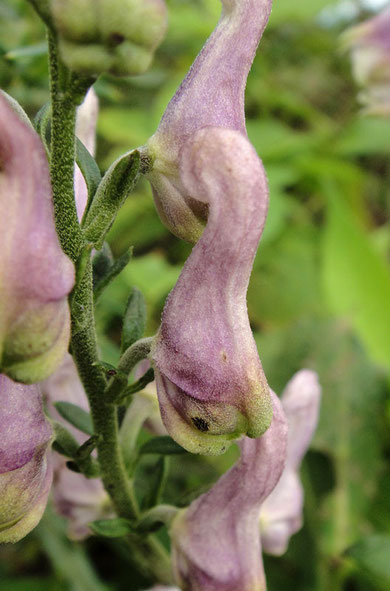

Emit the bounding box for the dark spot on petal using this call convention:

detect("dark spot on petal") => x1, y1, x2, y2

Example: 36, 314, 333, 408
108, 33, 125, 47
220, 350, 228, 362
192, 416, 209, 432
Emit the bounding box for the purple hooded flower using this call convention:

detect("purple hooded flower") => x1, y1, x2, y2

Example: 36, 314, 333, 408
343, 6, 390, 115
42, 354, 112, 540
0, 374, 53, 543
151, 127, 272, 455
146, 0, 272, 242
169, 391, 288, 591
260, 370, 321, 555
0, 92, 75, 383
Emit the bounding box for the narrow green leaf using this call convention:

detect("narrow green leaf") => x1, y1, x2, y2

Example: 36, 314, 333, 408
92, 243, 114, 286
93, 247, 133, 301
89, 518, 133, 538
4, 42, 47, 60
52, 421, 79, 458
75, 435, 99, 462
139, 435, 187, 456
121, 367, 155, 398
34, 101, 51, 154
54, 401, 94, 436
76, 138, 102, 213
121, 287, 147, 352
141, 456, 169, 511
82, 150, 140, 249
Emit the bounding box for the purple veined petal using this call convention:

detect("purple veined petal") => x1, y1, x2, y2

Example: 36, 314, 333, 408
260, 370, 321, 556
146, 0, 273, 242
170, 391, 288, 591
74, 87, 99, 220
0, 374, 53, 543
152, 127, 272, 455
0, 92, 75, 383
42, 354, 113, 540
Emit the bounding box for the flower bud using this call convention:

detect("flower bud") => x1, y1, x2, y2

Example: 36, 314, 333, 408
342, 6, 390, 115
260, 370, 321, 555
146, 0, 272, 242
42, 354, 112, 540
170, 392, 288, 591
0, 93, 74, 383
50, 0, 167, 77
152, 127, 272, 455
0, 375, 52, 543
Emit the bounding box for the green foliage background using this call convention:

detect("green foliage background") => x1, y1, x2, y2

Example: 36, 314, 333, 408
1, 0, 390, 589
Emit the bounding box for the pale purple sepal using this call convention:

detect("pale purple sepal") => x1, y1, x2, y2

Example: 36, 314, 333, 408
147, 0, 273, 242
0, 374, 53, 543
343, 6, 390, 115
74, 88, 99, 220
260, 370, 321, 556
42, 354, 112, 540
0, 93, 75, 383
170, 391, 288, 591
152, 127, 272, 455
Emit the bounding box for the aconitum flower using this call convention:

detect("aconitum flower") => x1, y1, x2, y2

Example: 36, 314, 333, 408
0, 93, 74, 383
43, 354, 112, 540
0, 374, 52, 543
152, 128, 272, 455
343, 6, 390, 115
146, 0, 272, 242
169, 391, 288, 591
260, 370, 321, 555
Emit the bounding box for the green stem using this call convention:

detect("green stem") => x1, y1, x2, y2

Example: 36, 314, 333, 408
71, 263, 139, 520
48, 31, 83, 262
48, 31, 173, 583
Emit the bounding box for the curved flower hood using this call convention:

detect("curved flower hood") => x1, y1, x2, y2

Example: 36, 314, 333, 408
152, 127, 272, 454
170, 391, 288, 591
0, 93, 74, 383
146, 0, 272, 242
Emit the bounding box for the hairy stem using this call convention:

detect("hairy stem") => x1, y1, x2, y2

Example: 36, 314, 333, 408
48, 32, 172, 583
48, 31, 83, 262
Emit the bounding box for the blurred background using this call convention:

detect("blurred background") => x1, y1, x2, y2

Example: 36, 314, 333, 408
1, 0, 390, 589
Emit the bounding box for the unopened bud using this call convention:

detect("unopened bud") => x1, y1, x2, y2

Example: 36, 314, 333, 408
50, 0, 167, 77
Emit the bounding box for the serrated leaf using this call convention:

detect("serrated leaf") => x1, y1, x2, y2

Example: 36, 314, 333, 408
76, 138, 102, 214
89, 518, 133, 538
54, 401, 94, 436
346, 535, 390, 587
139, 436, 187, 456
121, 287, 147, 352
